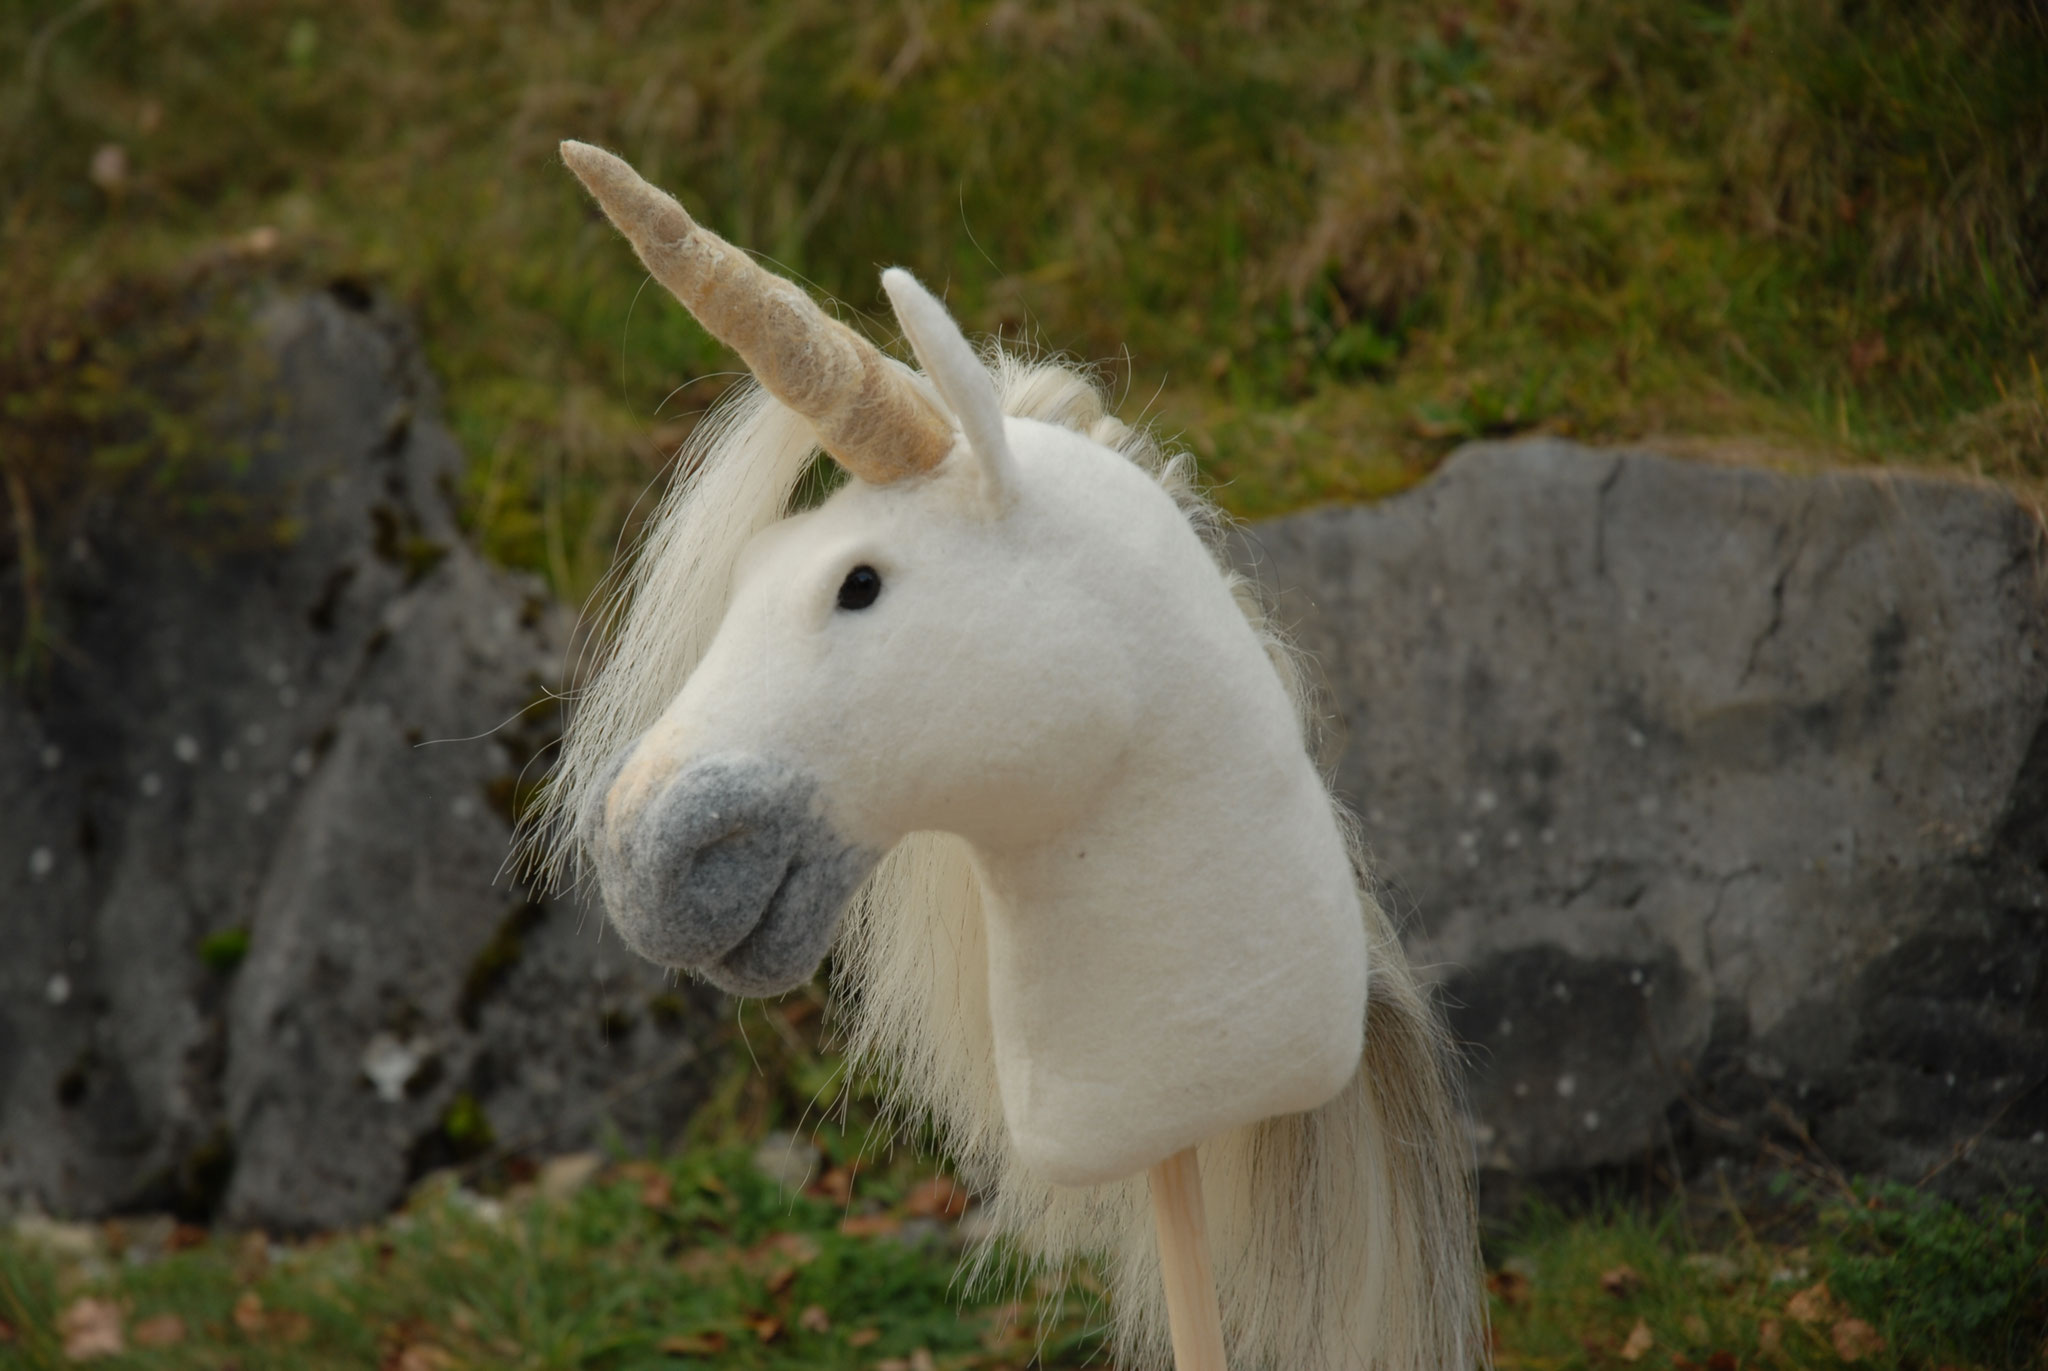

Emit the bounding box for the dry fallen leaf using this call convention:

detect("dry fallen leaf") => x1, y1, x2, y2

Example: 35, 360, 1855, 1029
678, 1246, 734, 1277
59, 1297, 126, 1361
798, 1304, 831, 1333
233, 1291, 267, 1335
814, 1164, 862, 1204
1785, 1280, 1841, 1325
847, 1327, 882, 1347
657, 1331, 729, 1356
1830, 1318, 1885, 1363
1758, 1317, 1783, 1355
1485, 1269, 1530, 1306
132, 1313, 186, 1348
745, 1314, 783, 1343
905, 1175, 970, 1220
838, 1212, 902, 1238
758, 1231, 820, 1264
393, 1344, 457, 1371
765, 1265, 799, 1296
1620, 1317, 1654, 1362
1600, 1264, 1646, 1298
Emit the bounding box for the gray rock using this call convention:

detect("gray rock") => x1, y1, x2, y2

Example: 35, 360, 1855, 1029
0, 282, 717, 1230
1246, 439, 2048, 1200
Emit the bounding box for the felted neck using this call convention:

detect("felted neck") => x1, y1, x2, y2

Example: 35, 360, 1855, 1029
967, 685, 1368, 1188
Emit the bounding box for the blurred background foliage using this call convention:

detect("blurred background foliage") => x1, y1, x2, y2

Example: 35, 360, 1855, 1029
4, 0, 2046, 603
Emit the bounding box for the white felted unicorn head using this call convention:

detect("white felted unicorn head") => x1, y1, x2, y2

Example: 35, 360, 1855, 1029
537, 142, 1482, 1371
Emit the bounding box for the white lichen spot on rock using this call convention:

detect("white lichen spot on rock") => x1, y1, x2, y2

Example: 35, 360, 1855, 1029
46, 973, 71, 1006
28, 846, 55, 879
1555, 1073, 1577, 1099
174, 735, 200, 763
279, 685, 299, 708
1582, 1110, 1600, 1131
361, 1032, 430, 1103
290, 748, 316, 778
139, 772, 162, 798
1638, 794, 1660, 817
40, 745, 62, 770
1626, 727, 1646, 749
247, 791, 268, 816
221, 748, 241, 772
451, 796, 476, 820
1474, 788, 1498, 813
244, 723, 267, 747
267, 661, 290, 685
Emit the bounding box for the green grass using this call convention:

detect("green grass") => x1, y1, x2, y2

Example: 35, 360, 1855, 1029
5, 1, 2046, 605
4, 994, 2042, 1369
6, 1151, 2043, 1369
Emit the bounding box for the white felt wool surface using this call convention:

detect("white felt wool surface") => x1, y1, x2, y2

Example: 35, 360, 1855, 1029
536, 151, 1485, 1368
609, 408, 1368, 1183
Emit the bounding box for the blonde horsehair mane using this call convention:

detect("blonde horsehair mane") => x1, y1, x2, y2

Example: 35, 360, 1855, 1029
529, 349, 1483, 1371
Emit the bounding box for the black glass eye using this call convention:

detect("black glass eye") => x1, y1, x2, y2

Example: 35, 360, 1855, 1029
836, 564, 882, 611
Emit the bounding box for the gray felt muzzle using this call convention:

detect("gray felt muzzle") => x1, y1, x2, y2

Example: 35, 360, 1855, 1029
590, 754, 880, 996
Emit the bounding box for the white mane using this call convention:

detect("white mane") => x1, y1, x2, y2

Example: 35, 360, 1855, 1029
529, 351, 1483, 1371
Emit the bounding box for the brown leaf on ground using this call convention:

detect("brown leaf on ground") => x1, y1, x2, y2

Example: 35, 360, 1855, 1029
809, 1164, 858, 1204
982, 1300, 1028, 1350
1485, 1269, 1530, 1306
392, 1344, 457, 1371
846, 1327, 882, 1347
233, 1291, 268, 1335
1600, 1264, 1646, 1298
764, 1265, 799, 1296
1830, 1318, 1885, 1362
235, 1230, 271, 1282
678, 1246, 734, 1277
1620, 1317, 1655, 1362
876, 1351, 936, 1371
756, 1231, 821, 1266
657, 1331, 729, 1356
1758, 1318, 1783, 1355
167, 1223, 208, 1252
270, 1308, 312, 1342
905, 1175, 970, 1220
59, 1297, 126, 1361
132, 1313, 186, 1347
1786, 1280, 1842, 1325
1848, 334, 1889, 380
797, 1304, 831, 1333
613, 1160, 673, 1208
745, 1314, 783, 1343
838, 1212, 901, 1238
538, 1152, 604, 1202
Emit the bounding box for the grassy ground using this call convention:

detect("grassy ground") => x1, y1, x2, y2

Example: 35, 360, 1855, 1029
5, 1, 2046, 605
3, 997, 2043, 1369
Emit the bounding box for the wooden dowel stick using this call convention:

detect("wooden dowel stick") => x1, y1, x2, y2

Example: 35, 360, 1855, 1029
1148, 1146, 1227, 1371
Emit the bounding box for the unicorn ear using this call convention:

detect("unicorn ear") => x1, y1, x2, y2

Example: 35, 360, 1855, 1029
880, 268, 1018, 508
